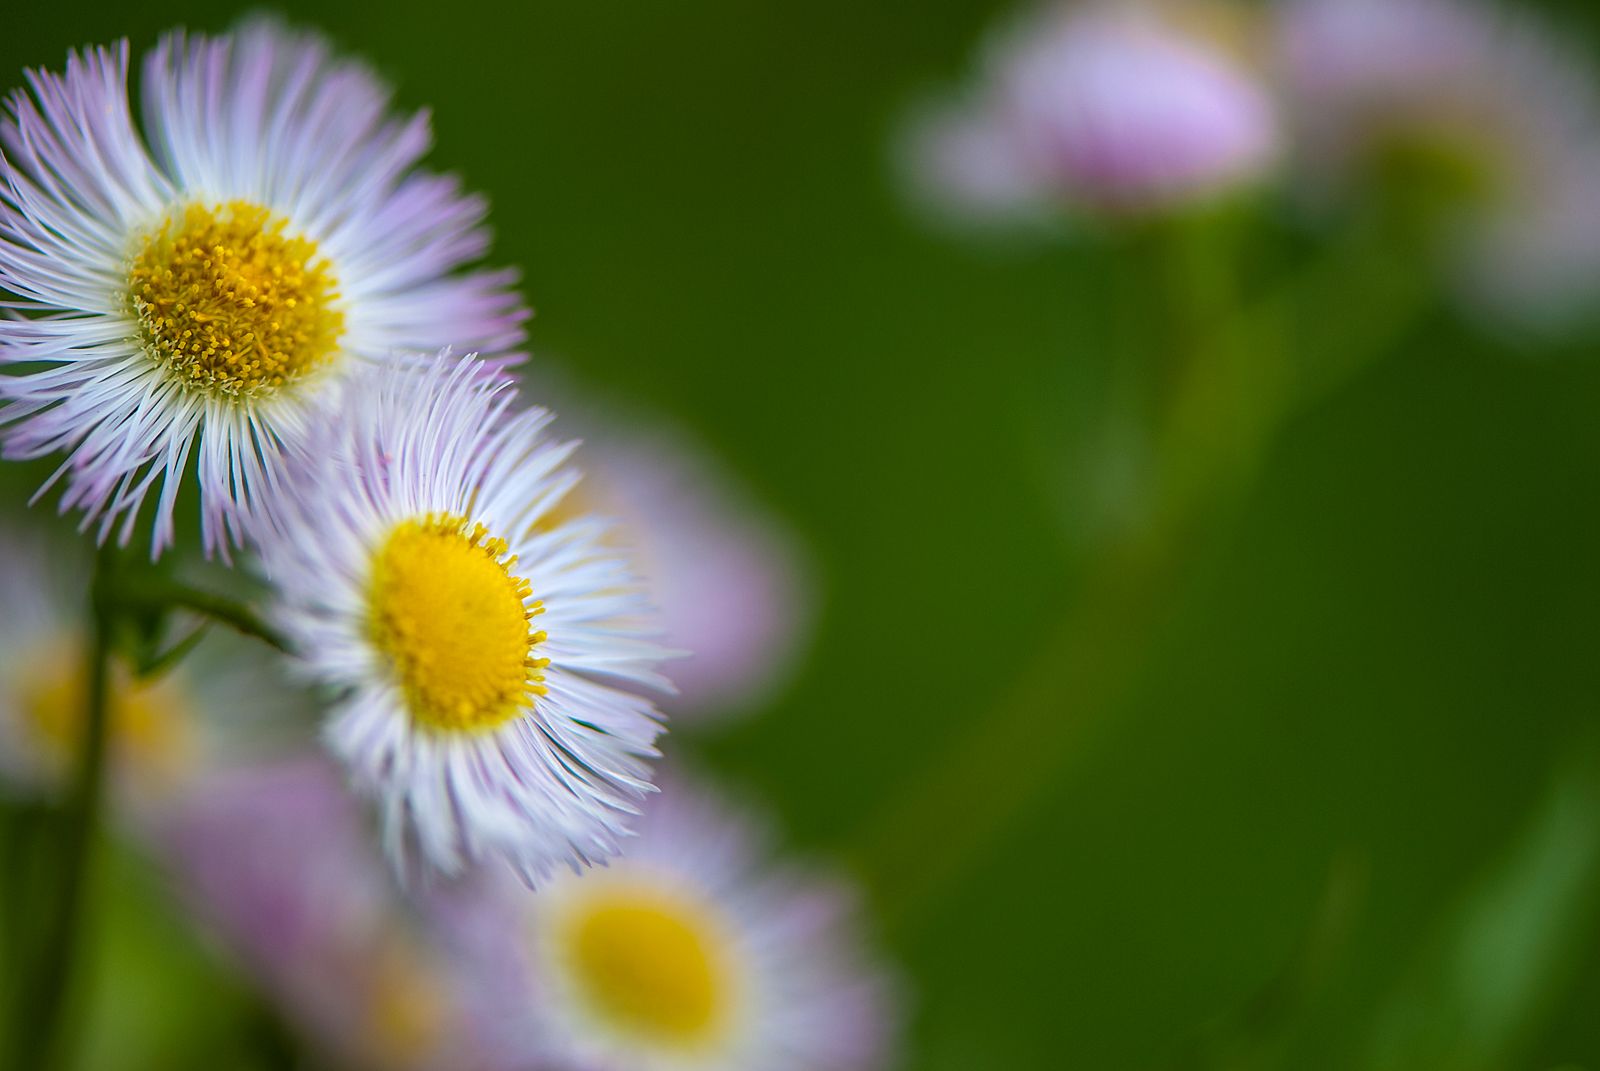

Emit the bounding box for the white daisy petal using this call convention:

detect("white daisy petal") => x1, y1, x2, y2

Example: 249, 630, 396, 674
0, 23, 527, 555
438, 773, 902, 1071
253, 351, 670, 884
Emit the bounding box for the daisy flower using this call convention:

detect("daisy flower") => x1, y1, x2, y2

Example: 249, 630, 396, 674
0, 524, 287, 810
438, 774, 900, 1071
0, 21, 525, 554
252, 353, 669, 883
1276, 0, 1600, 324
159, 757, 477, 1071
904, 0, 1278, 224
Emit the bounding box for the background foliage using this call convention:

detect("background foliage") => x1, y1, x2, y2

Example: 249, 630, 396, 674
5, 1, 1600, 1068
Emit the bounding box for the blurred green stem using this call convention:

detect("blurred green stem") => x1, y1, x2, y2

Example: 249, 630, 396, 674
0, 556, 289, 1070
1171, 850, 1371, 1071
854, 212, 1433, 934
854, 216, 1252, 930
1257, 210, 1437, 418
852, 520, 1186, 930
10, 548, 115, 1071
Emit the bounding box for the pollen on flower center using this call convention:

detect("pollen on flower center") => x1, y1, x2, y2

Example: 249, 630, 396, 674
368, 515, 548, 733
564, 890, 729, 1045
128, 200, 345, 397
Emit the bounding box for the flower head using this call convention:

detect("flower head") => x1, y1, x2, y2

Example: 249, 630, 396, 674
438, 774, 900, 1071
906, 0, 1278, 224
0, 22, 526, 554
1277, 0, 1600, 324
252, 353, 669, 883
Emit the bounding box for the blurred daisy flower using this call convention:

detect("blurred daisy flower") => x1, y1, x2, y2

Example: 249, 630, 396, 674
537, 404, 812, 724
904, 0, 1279, 225
0, 21, 525, 554
1277, 0, 1600, 325
252, 354, 669, 883
0, 527, 289, 809
159, 757, 476, 1071
439, 774, 899, 1071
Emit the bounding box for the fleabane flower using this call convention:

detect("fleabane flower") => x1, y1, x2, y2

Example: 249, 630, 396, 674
1277, 0, 1600, 325
438, 775, 899, 1071
0, 22, 525, 554
904, 0, 1278, 225
252, 353, 669, 883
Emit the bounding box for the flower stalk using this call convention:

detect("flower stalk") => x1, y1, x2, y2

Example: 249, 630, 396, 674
857, 214, 1433, 932
12, 548, 115, 1071
5, 549, 297, 1070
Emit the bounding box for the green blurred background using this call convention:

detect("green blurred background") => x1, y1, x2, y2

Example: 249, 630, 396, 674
5, 1, 1600, 1068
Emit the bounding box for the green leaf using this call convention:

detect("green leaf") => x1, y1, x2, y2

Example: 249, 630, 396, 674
1363, 744, 1600, 1071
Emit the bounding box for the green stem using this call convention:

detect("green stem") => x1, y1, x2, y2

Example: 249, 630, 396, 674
853, 218, 1433, 934
851, 524, 1186, 931
108, 575, 289, 653
0, 558, 289, 1069
12, 551, 115, 1071
854, 220, 1246, 932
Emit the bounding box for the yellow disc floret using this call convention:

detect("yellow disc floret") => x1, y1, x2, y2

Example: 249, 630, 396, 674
564, 889, 730, 1046
128, 200, 345, 397
368, 515, 548, 734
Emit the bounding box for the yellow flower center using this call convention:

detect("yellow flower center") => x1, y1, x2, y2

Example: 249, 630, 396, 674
368, 516, 548, 733
563, 888, 730, 1046
128, 200, 345, 397
363, 938, 450, 1065
16, 640, 192, 786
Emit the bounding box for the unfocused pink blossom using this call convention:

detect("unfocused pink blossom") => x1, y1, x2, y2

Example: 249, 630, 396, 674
1277, 0, 1600, 326
157, 758, 478, 1071
579, 426, 812, 723
906, 0, 1279, 223
510, 384, 813, 725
